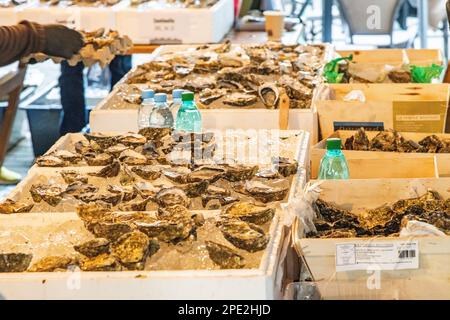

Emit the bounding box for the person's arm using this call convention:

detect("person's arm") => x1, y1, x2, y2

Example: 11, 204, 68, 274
0, 21, 45, 66
0, 21, 84, 67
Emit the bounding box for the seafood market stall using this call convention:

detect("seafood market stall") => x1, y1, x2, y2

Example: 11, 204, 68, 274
90, 42, 331, 144
293, 178, 450, 300
0, 129, 310, 299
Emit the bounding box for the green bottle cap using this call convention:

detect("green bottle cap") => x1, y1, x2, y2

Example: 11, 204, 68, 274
326, 138, 341, 150
182, 91, 194, 102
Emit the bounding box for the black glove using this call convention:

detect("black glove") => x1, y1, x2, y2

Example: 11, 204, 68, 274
42, 25, 84, 59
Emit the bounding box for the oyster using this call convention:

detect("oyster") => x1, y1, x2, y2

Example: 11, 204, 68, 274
105, 144, 129, 158
76, 202, 112, 222
64, 182, 98, 197
136, 214, 194, 243
138, 127, 172, 141
84, 153, 114, 166
118, 197, 151, 211
0, 253, 33, 272
255, 169, 281, 179
219, 220, 269, 252
157, 204, 191, 219
74, 238, 110, 258
79, 253, 122, 271
206, 185, 231, 197
119, 164, 136, 186
87, 217, 134, 242
88, 161, 121, 178
119, 149, 148, 165
258, 83, 279, 109
0, 199, 34, 214
186, 167, 225, 183
388, 70, 411, 83
369, 130, 403, 152
202, 195, 239, 209
51, 150, 82, 163
60, 170, 88, 184
172, 131, 215, 144
314, 199, 360, 229
223, 92, 257, 107
162, 167, 191, 183
234, 180, 288, 203
133, 182, 160, 198
28, 256, 76, 272
418, 135, 445, 153
278, 75, 312, 101
131, 166, 161, 180
76, 192, 122, 206
344, 128, 370, 151
206, 241, 245, 269
29, 184, 64, 206
36, 155, 66, 167
199, 88, 227, 105
111, 231, 159, 270
75, 140, 96, 155
272, 157, 298, 177
117, 133, 147, 146
224, 164, 258, 182
222, 202, 275, 225
181, 181, 209, 198
107, 185, 137, 202
155, 187, 191, 208
84, 132, 117, 149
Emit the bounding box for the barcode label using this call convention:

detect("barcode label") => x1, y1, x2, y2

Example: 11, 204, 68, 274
336, 240, 419, 272
399, 250, 416, 259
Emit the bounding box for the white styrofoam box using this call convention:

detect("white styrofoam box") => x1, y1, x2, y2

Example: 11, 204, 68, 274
115, 0, 234, 44
0, 1, 37, 26
17, 2, 125, 30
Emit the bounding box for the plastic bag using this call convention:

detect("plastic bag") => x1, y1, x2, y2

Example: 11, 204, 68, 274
343, 90, 366, 102
323, 55, 353, 83
399, 220, 446, 237
410, 64, 444, 83
281, 181, 322, 232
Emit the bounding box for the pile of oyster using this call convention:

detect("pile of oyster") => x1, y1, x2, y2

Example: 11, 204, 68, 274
344, 128, 450, 153
22, 28, 133, 68
308, 190, 450, 238
335, 59, 412, 83
125, 42, 326, 109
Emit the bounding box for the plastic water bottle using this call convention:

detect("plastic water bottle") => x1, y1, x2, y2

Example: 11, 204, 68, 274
175, 91, 202, 132
148, 93, 174, 128
318, 138, 350, 180
170, 89, 184, 119
137, 89, 155, 130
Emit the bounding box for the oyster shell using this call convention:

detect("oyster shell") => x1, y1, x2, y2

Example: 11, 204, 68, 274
74, 238, 110, 258
155, 187, 191, 208
272, 157, 298, 177
222, 202, 275, 225
388, 70, 411, 83
51, 150, 82, 163
186, 167, 225, 183
138, 127, 172, 141
0, 253, 33, 272
162, 167, 191, 183
256, 168, 281, 179
131, 166, 161, 180
64, 182, 99, 197
79, 253, 122, 271
76, 202, 112, 222
84, 132, 117, 149
0, 199, 34, 214
181, 181, 209, 198
60, 170, 88, 184
119, 164, 136, 186
28, 256, 76, 272
136, 213, 194, 243
111, 231, 159, 270
29, 184, 64, 206
84, 153, 114, 166
119, 149, 148, 165
76, 192, 122, 206
258, 83, 279, 109
107, 185, 137, 202
118, 197, 151, 211
369, 130, 403, 152
36, 155, 67, 167
223, 92, 257, 107
344, 128, 370, 151
418, 135, 445, 153
206, 185, 231, 197
105, 144, 129, 158
206, 241, 245, 269
87, 217, 134, 242
219, 220, 269, 252
278, 75, 312, 101
75, 140, 97, 155
133, 182, 160, 198
199, 88, 227, 105
117, 133, 147, 146
88, 161, 121, 178
224, 164, 258, 182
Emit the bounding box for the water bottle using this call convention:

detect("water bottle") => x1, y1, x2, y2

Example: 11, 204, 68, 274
318, 138, 350, 180
170, 89, 184, 119
137, 89, 155, 130
148, 93, 174, 128
175, 91, 202, 132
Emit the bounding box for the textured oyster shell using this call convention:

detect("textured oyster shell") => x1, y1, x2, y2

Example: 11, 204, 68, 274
28, 256, 76, 272
29, 184, 64, 206
0, 253, 33, 272
119, 149, 148, 165
223, 92, 257, 107
60, 170, 88, 184
0, 199, 34, 214
36, 155, 67, 167
222, 202, 275, 225
155, 187, 191, 208
79, 253, 122, 271
84, 152, 114, 166
219, 220, 269, 252
88, 161, 121, 178
206, 241, 245, 269
74, 238, 110, 258
131, 166, 161, 180
272, 156, 298, 177
223, 164, 258, 182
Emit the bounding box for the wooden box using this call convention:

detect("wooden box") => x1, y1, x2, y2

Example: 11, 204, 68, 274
314, 83, 450, 140
294, 178, 450, 300
310, 130, 450, 179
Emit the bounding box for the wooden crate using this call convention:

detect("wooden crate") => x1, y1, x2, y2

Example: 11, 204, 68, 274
310, 130, 449, 179
337, 49, 443, 66
294, 178, 450, 300
314, 83, 450, 140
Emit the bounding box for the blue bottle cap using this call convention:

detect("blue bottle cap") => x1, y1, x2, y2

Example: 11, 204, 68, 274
172, 89, 184, 99
141, 89, 155, 99
154, 93, 167, 103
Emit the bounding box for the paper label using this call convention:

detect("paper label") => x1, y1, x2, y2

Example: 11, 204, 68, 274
393, 101, 447, 133
335, 240, 419, 272
333, 121, 384, 132
148, 15, 188, 44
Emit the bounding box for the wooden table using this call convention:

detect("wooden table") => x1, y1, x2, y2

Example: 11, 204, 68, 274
127, 25, 305, 54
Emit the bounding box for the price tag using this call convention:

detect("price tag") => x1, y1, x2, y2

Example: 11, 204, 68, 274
335, 240, 419, 272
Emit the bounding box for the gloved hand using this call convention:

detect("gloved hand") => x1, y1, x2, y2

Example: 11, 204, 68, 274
42, 25, 84, 59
